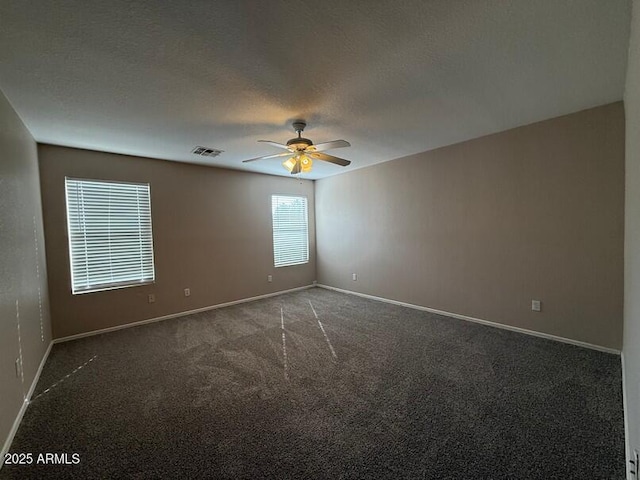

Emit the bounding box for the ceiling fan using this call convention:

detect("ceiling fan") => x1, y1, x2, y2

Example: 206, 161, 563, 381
242, 120, 351, 174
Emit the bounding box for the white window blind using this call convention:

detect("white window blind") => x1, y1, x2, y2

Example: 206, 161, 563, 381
272, 195, 309, 268
65, 178, 155, 294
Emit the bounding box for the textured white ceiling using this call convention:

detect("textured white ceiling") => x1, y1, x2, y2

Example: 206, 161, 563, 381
0, 0, 632, 179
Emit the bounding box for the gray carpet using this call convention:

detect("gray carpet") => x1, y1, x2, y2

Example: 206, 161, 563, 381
0, 288, 625, 479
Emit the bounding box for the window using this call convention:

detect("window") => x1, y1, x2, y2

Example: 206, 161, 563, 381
65, 178, 155, 294
272, 195, 309, 267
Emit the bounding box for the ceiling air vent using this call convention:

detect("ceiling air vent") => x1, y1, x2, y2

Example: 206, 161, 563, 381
192, 146, 223, 157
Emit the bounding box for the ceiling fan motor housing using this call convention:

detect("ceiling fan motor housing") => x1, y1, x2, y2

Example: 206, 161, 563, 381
287, 120, 312, 151
286, 137, 313, 150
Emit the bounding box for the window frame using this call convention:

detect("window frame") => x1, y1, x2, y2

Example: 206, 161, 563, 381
64, 177, 156, 295
271, 194, 309, 268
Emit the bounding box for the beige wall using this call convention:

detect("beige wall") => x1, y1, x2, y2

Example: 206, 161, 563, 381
38, 145, 316, 339
624, 0, 640, 471
316, 103, 624, 350
0, 91, 52, 457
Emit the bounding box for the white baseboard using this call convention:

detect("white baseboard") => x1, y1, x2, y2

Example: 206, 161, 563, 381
54, 284, 315, 344
622, 352, 631, 480
317, 284, 620, 355
0, 401, 29, 470
1, 340, 53, 469
25, 341, 53, 403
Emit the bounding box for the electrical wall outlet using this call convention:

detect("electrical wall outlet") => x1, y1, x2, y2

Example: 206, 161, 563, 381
267, 275, 273, 283
352, 273, 357, 281
531, 300, 541, 312
148, 293, 155, 303
184, 288, 191, 297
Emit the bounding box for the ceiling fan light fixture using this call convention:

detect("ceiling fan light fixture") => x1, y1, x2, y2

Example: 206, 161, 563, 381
282, 157, 297, 172
282, 154, 313, 174
300, 154, 312, 172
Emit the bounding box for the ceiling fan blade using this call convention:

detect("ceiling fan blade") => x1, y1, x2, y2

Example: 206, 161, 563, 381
308, 152, 351, 167
242, 152, 293, 163
310, 140, 351, 152
258, 140, 293, 151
